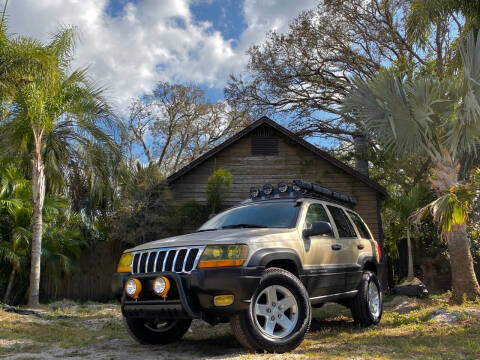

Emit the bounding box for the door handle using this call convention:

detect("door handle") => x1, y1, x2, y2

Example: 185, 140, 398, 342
357, 244, 365, 250
331, 243, 342, 251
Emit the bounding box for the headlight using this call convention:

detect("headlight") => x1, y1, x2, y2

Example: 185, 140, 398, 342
125, 278, 141, 299
198, 245, 248, 268
117, 252, 133, 273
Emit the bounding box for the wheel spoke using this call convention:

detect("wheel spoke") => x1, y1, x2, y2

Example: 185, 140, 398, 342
255, 303, 269, 317
277, 295, 295, 310
267, 286, 278, 304
277, 315, 294, 331
264, 318, 276, 335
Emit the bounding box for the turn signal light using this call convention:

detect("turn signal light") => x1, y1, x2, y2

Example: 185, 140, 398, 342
117, 252, 133, 273
214, 295, 234, 307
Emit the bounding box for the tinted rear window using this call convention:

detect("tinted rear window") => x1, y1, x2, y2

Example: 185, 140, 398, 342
327, 205, 357, 238
347, 211, 372, 239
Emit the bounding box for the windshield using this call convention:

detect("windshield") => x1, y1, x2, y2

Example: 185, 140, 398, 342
198, 202, 301, 231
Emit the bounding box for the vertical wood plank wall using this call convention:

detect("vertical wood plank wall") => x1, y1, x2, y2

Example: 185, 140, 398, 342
170, 127, 381, 241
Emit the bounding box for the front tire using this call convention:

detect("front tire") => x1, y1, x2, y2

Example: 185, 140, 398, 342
123, 317, 192, 345
230, 267, 311, 353
350, 271, 382, 326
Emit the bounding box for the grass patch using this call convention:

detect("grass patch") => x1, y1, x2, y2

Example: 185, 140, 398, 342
1, 294, 479, 359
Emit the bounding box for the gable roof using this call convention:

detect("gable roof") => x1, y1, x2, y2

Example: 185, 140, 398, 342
167, 117, 387, 197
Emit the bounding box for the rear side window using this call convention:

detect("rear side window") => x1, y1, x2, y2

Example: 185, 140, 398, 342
304, 203, 333, 237
347, 211, 372, 239
326, 205, 357, 238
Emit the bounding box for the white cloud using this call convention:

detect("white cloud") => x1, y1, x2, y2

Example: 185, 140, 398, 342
6, 0, 316, 112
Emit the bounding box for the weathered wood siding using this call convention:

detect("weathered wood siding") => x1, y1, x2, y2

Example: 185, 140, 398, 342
170, 126, 381, 240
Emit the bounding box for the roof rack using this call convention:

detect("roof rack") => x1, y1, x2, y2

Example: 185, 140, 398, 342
243, 179, 357, 207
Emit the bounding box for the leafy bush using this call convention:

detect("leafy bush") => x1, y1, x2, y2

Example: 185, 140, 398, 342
206, 168, 232, 215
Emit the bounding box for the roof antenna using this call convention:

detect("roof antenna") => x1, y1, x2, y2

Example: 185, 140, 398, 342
1, 0, 8, 27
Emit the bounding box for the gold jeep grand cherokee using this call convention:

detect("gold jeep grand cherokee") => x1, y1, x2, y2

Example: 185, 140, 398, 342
112, 180, 383, 353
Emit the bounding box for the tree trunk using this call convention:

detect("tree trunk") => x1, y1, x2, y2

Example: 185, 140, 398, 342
28, 132, 45, 307
406, 227, 414, 281
3, 267, 15, 304
353, 134, 369, 177
445, 223, 480, 303
430, 154, 480, 302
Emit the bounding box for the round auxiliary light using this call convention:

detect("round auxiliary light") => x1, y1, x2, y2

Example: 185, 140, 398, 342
292, 183, 301, 192
263, 184, 274, 195
278, 182, 288, 193
250, 187, 260, 198
153, 276, 170, 297
125, 278, 142, 299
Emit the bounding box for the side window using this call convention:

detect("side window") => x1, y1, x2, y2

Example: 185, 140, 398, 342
326, 205, 357, 238
347, 211, 372, 239
304, 203, 333, 237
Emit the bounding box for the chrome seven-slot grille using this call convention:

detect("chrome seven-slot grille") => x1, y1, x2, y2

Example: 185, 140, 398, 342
130, 246, 205, 274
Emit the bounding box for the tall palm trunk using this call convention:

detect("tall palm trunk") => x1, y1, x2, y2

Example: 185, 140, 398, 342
406, 227, 414, 281
3, 267, 15, 304
445, 223, 480, 302
28, 131, 45, 307
431, 155, 480, 302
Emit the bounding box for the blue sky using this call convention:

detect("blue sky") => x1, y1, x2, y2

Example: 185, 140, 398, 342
7, 0, 317, 108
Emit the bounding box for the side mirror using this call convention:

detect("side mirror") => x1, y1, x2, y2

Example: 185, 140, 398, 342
303, 221, 332, 238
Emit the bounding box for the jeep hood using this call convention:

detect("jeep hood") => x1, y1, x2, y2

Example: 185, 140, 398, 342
127, 228, 297, 252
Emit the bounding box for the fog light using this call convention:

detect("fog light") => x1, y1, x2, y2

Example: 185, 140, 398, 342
263, 184, 274, 195
214, 294, 234, 307
278, 182, 288, 193
125, 278, 142, 299
153, 276, 170, 297
250, 187, 260, 198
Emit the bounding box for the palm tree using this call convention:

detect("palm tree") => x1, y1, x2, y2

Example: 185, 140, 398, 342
386, 184, 431, 282
0, 27, 122, 306
342, 31, 480, 302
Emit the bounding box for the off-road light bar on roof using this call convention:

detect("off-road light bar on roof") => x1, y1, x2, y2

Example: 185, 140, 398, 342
249, 179, 357, 206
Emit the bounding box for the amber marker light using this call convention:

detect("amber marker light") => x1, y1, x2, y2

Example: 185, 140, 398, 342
198, 245, 248, 269
125, 278, 142, 299
153, 276, 171, 298
214, 295, 234, 307
117, 252, 133, 273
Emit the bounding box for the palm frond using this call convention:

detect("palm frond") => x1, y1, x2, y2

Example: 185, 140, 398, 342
342, 71, 445, 157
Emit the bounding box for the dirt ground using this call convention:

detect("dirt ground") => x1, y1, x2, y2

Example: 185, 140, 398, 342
1, 294, 480, 360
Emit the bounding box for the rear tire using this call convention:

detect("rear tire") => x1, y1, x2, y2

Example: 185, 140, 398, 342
123, 316, 192, 345
350, 271, 382, 326
230, 267, 311, 353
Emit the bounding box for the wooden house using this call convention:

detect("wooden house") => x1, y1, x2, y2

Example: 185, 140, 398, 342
168, 117, 387, 242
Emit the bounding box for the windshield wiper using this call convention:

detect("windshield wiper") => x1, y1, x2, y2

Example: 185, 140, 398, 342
221, 224, 267, 229
196, 228, 217, 232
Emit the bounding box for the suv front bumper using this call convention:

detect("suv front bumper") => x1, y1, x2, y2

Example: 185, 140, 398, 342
112, 266, 264, 319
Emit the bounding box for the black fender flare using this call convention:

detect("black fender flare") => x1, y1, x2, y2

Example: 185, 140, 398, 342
247, 248, 303, 275
358, 253, 379, 272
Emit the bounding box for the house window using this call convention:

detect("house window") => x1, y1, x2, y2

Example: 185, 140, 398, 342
251, 127, 279, 155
